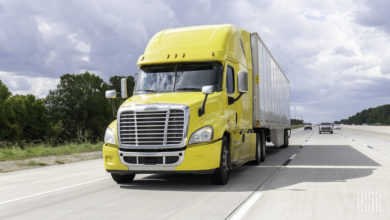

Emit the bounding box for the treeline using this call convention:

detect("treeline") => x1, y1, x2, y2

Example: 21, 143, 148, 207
0, 72, 134, 147
335, 104, 390, 125
291, 118, 303, 125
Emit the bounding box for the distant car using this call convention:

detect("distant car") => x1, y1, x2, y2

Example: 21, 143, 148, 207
319, 122, 333, 134
362, 123, 368, 126
333, 124, 341, 130
304, 123, 312, 130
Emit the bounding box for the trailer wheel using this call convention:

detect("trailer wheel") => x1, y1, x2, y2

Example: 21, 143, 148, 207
210, 137, 231, 185
111, 173, 135, 184
251, 132, 266, 165
281, 129, 289, 148
259, 132, 266, 162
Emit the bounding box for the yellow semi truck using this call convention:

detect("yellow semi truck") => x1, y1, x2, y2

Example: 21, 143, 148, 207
103, 24, 290, 185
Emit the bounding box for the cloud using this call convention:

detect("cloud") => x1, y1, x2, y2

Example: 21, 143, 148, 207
356, 0, 390, 33
0, 0, 390, 123
0, 0, 176, 79
333, 46, 356, 57
0, 71, 59, 98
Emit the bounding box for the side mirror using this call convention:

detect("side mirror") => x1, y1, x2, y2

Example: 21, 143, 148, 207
121, 78, 128, 99
237, 71, 248, 93
201, 85, 214, 94
199, 85, 214, 117
106, 90, 117, 118
105, 90, 117, 99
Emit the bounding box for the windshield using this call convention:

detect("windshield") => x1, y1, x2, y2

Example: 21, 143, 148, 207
135, 62, 223, 94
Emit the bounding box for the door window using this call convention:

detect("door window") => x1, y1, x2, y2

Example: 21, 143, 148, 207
226, 66, 235, 94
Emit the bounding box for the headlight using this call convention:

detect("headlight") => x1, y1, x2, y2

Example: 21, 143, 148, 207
189, 126, 213, 144
104, 128, 116, 145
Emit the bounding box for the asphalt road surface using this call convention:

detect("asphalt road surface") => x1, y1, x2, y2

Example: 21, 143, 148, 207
1, 127, 389, 220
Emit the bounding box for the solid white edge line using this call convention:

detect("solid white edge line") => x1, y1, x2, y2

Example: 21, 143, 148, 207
0, 177, 110, 206
229, 192, 262, 220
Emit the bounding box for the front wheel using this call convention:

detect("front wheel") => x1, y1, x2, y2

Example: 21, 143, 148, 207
111, 173, 135, 184
210, 137, 231, 185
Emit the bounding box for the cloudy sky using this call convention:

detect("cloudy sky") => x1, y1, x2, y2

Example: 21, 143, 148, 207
0, 0, 389, 123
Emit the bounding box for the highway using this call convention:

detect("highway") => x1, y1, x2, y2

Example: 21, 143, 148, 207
1, 127, 389, 220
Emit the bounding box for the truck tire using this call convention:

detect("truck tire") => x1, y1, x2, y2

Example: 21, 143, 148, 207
210, 137, 231, 185
331, 131, 333, 134
111, 173, 135, 184
281, 129, 289, 148
260, 132, 266, 162
319, 131, 322, 134
251, 132, 266, 165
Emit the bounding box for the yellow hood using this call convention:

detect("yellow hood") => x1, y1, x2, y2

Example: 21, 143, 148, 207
120, 92, 206, 108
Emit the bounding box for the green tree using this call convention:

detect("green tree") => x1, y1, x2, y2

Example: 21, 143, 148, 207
0, 80, 11, 142
2, 95, 49, 144
336, 104, 390, 125
0, 80, 11, 102
291, 118, 303, 125
45, 72, 112, 143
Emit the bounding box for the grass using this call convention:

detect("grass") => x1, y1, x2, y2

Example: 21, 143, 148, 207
0, 142, 102, 162
291, 124, 304, 130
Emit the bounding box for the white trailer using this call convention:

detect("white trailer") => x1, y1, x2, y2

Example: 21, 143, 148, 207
251, 33, 290, 147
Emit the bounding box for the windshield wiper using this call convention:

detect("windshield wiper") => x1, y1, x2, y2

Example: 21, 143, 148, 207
175, 87, 201, 91
137, 89, 156, 93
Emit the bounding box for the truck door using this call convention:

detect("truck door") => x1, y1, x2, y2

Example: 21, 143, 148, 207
225, 63, 248, 162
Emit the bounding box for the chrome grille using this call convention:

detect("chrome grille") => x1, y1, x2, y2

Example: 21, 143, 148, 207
166, 110, 185, 144
119, 107, 186, 147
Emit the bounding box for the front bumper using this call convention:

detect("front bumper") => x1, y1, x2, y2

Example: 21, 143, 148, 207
320, 127, 332, 132
103, 140, 222, 174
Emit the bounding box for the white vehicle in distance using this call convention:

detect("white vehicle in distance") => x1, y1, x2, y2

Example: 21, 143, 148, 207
319, 122, 333, 134
304, 123, 312, 130
333, 124, 341, 130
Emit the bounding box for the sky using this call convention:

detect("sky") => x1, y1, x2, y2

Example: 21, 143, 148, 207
0, 0, 389, 123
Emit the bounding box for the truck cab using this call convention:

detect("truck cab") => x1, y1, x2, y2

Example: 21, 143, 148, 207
103, 25, 290, 185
